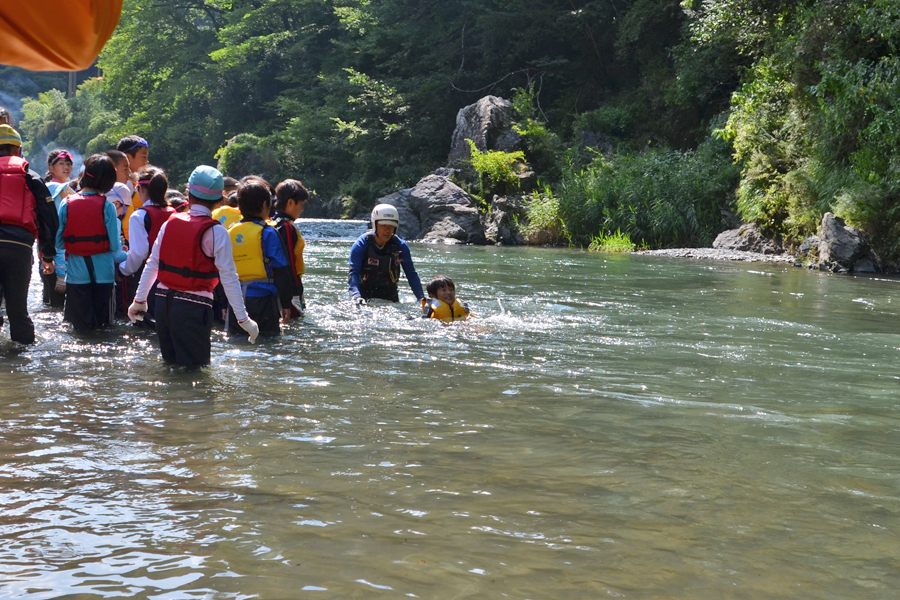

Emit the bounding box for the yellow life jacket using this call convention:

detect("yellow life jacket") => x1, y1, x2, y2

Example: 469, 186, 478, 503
229, 221, 271, 283
424, 298, 469, 322
214, 205, 243, 230
268, 215, 305, 277
121, 182, 143, 241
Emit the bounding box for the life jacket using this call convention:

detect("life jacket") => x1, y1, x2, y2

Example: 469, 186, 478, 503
0, 156, 38, 239
121, 183, 143, 241
359, 233, 401, 296
229, 220, 273, 284
423, 298, 470, 322
271, 214, 305, 280
62, 192, 110, 256
157, 213, 220, 293
212, 205, 242, 229
141, 204, 176, 249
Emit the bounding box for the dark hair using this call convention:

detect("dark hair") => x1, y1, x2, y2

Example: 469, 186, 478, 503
0, 107, 12, 126
274, 179, 309, 210
0, 144, 18, 157
223, 176, 238, 190
105, 149, 128, 166
44, 148, 74, 181
187, 193, 218, 209
116, 135, 148, 157
224, 190, 238, 207
426, 275, 455, 298
137, 165, 168, 207
166, 189, 189, 212
79, 153, 117, 194
237, 181, 272, 218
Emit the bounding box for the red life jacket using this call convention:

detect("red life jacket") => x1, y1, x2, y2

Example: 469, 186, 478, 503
62, 192, 110, 256
0, 156, 39, 239
157, 213, 220, 293
142, 204, 176, 249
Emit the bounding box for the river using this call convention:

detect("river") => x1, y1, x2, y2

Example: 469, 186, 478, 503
1, 221, 898, 599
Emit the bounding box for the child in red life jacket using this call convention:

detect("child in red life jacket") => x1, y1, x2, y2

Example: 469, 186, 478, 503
56, 153, 128, 333
118, 165, 174, 328
0, 124, 59, 344
422, 275, 470, 322
128, 166, 259, 366
271, 178, 308, 318
227, 179, 293, 337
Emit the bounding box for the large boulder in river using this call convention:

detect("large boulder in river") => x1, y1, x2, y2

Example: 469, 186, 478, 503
713, 223, 784, 255
408, 174, 486, 244
816, 212, 881, 273
372, 173, 486, 244
448, 96, 521, 166
482, 195, 526, 245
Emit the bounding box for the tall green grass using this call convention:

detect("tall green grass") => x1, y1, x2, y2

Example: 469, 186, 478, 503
557, 137, 740, 248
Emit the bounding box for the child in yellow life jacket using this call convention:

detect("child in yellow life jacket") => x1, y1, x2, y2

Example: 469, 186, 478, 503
227, 178, 293, 337
115, 135, 149, 242
422, 275, 470, 322
212, 186, 241, 229
270, 178, 308, 318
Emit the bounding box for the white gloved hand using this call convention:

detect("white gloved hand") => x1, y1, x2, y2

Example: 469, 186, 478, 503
54, 275, 66, 294
353, 296, 367, 306
127, 300, 148, 323
239, 317, 259, 344
291, 295, 304, 313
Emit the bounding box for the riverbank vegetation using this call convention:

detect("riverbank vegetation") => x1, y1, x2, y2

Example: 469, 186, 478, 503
3, 0, 898, 261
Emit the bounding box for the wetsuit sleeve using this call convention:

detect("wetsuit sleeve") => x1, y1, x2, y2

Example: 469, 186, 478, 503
26, 170, 59, 259
55, 200, 68, 278
119, 208, 149, 276
398, 240, 424, 300
347, 236, 366, 298
262, 227, 292, 307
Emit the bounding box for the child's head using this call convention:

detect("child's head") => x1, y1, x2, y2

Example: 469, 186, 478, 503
223, 176, 239, 199
116, 135, 149, 172
79, 154, 117, 194
46, 148, 73, 182
237, 179, 273, 219
186, 165, 224, 210
427, 275, 456, 304
105, 149, 130, 183
274, 179, 309, 219
166, 189, 189, 212
137, 165, 169, 207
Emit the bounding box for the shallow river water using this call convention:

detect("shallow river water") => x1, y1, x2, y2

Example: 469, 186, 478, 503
1, 228, 899, 599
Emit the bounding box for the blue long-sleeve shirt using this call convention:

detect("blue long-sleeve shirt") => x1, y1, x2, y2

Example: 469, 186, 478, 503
347, 232, 424, 300
243, 220, 290, 298
55, 195, 128, 284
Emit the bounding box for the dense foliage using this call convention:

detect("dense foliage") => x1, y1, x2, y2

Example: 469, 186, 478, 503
3, 0, 898, 259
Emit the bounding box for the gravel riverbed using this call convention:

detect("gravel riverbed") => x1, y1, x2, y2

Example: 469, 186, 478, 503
636, 248, 797, 263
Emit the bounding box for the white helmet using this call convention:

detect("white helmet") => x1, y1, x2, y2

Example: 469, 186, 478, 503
371, 203, 399, 231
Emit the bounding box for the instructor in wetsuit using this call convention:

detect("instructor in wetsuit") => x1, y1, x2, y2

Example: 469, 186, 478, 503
348, 203, 424, 304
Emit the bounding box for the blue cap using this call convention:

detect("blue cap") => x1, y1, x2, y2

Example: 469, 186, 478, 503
187, 165, 224, 201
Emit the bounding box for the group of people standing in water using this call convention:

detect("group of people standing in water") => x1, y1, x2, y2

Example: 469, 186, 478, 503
0, 122, 470, 365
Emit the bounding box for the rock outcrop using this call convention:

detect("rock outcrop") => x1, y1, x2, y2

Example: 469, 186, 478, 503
447, 96, 520, 166
816, 212, 881, 273
372, 172, 487, 244
482, 195, 526, 245
713, 223, 784, 255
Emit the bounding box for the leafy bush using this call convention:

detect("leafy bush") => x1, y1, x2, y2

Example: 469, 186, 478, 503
589, 230, 636, 253
557, 135, 738, 248
466, 139, 526, 200
522, 187, 570, 246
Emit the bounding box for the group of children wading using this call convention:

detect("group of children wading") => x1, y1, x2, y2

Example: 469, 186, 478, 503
0, 123, 470, 366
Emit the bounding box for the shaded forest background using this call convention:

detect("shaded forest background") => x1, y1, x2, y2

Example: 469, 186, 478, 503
2, 0, 899, 261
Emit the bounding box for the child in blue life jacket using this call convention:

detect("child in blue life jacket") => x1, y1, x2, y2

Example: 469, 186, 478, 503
422, 275, 470, 322
227, 178, 293, 337
56, 153, 128, 333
